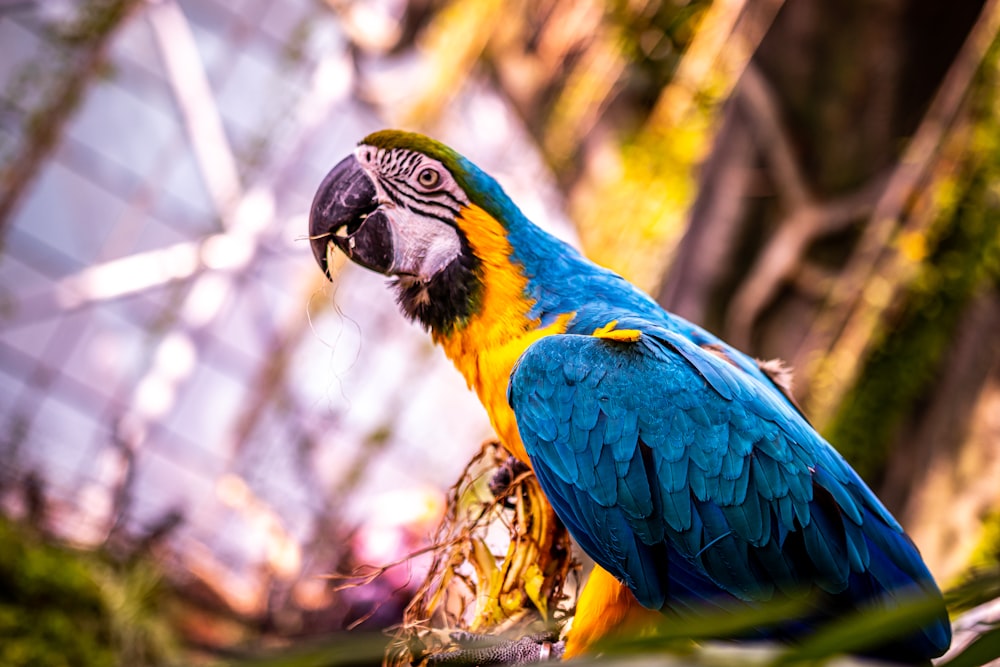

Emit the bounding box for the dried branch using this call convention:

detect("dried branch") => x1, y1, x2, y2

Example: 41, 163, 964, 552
737, 61, 811, 210
725, 166, 889, 348
797, 0, 1000, 425
386, 442, 576, 667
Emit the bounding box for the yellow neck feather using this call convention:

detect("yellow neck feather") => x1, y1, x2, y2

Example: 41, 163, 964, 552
435, 204, 570, 464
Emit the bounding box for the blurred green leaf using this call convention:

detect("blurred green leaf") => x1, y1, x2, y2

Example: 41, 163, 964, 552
0, 519, 115, 667
774, 593, 947, 664
592, 596, 812, 656
225, 633, 388, 667
0, 518, 179, 666
947, 566, 1000, 615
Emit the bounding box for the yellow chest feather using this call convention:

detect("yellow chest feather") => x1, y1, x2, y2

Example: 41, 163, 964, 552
445, 315, 571, 464
434, 204, 570, 464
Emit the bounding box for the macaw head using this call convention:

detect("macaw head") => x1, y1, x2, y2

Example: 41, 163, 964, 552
309, 130, 535, 335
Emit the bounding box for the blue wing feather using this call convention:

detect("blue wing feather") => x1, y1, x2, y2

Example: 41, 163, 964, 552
508, 326, 951, 661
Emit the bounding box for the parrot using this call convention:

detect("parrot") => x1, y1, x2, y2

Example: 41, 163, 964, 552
308, 130, 951, 663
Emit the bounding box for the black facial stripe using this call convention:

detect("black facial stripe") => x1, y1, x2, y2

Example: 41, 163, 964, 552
432, 188, 464, 210
388, 177, 463, 215
406, 200, 459, 225
377, 178, 407, 207
379, 149, 419, 178
367, 148, 470, 231
377, 176, 462, 223
405, 194, 462, 221
402, 152, 421, 175
378, 151, 400, 174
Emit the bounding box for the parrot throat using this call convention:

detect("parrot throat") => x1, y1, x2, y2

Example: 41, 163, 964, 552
434, 204, 570, 464
392, 234, 482, 336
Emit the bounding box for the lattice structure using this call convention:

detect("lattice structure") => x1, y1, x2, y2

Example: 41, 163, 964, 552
0, 0, 496, 622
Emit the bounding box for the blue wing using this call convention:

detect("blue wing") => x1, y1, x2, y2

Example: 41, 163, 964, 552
508, 326, 950, 660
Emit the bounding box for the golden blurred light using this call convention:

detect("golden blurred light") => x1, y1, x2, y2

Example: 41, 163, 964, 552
216, 473, 303, 580
898, 230, 929, 263
265, 523, 302, 580
216, 473, 252, 509
293, 577, 333, 611
183, 538, 267, 616
863, 275, 893, 309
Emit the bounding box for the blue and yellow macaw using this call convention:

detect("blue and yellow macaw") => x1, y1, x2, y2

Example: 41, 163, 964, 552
308, 130, 951, 662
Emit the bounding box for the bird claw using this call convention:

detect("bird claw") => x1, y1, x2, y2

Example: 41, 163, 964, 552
489, 456, 532, 501
426, 631, 564, 665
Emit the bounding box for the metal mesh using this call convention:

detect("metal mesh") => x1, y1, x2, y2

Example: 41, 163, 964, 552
0, 0, 494, 622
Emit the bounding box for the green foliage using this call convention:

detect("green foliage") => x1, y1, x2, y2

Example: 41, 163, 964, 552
225, 634, 388, 667
218, 572, 1000, 667
0, 518, 178, 667
0, 519, 115, 667
947, 564, 1000, 616
88, 557, 179, 666
968, 511, 1000, 573
608, 0, 713, 108
592, 571, 1000, 665
943, 566, 1000, 667
773, 594, 949, 664
822, 191, 1000, 480
57, 0, 139, 46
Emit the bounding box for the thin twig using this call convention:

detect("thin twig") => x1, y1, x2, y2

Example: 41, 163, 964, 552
738, 62, 812, 210
726, 175, 889, 346
723, 59, 897, 347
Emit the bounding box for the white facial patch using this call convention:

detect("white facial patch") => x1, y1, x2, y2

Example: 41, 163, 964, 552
387, 207, 462, 280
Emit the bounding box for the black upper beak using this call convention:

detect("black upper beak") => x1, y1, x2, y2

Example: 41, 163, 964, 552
309, 154, 395, 278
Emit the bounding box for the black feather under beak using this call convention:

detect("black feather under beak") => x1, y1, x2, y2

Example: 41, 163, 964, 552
309, 154, 394, 278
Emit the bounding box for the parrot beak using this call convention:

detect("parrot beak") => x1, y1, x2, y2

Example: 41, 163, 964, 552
309, 154, 394, 279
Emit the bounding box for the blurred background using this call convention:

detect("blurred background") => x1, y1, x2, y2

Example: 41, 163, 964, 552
1, 0, 998, 664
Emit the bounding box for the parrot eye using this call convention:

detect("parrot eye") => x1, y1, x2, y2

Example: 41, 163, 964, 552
416, 167, 441, 190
